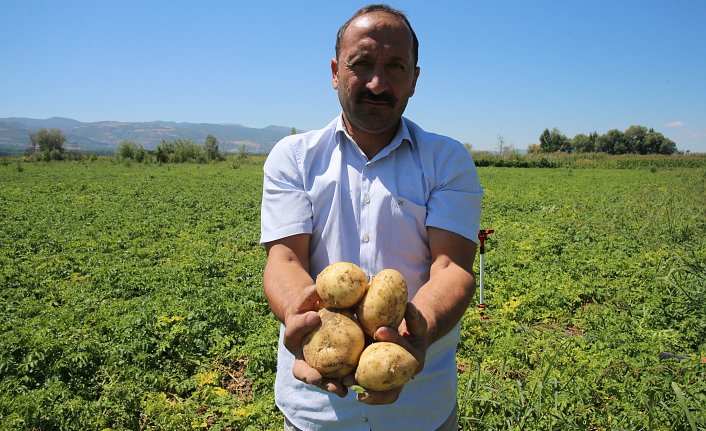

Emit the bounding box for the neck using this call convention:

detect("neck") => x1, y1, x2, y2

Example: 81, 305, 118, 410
342, 115, 400, 160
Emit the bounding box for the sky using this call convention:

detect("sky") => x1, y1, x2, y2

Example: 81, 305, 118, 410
1, 1, 705, 152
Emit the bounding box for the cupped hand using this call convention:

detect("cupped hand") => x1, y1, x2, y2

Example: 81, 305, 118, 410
283, 284, 349, 397
355, 302, 429, 405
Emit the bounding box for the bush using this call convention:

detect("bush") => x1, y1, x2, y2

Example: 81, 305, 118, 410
471, 152, 706, 169
117, 140, 148, 163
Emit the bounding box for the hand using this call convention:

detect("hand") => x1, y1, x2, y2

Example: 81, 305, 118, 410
355, 302, 428, 405
283, 284, 349, 397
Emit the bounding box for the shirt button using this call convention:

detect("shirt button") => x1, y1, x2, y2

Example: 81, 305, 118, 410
364, 195, 371, 204
362, 234, 370, 243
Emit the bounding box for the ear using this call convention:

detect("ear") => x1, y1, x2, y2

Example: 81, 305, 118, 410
331, 58, 339, 89
409, 66, 420, 97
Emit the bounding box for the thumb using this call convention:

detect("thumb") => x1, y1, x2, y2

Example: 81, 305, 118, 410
403, 302, 427, 340
284, 310, 321, 353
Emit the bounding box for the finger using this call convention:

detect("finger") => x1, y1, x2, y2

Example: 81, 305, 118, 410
373, 303, 427, 342
403, 302, 428, 341
404, 305, 428, 372
292, 358, 323, 386
284, 284, 320, 323
356, 386, 403, 405
295, 284, 321, 313
341, 373, 357, 388
321, 379, 348, 398
292, 359, 348, 397
373, 325, 406, 344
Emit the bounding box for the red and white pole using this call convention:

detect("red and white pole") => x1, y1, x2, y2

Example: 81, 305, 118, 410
477, 228, 494, 312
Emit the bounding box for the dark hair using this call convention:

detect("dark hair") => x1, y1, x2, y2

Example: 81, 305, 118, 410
335, 4, 419, 67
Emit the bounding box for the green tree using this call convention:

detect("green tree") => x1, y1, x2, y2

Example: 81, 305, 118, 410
540, 125, 676, 155
134, 145, 147, 162
572, 133, 589, 153
539, 128, 569, 152
203, 135, 220, 161
643, 130, 677, 154
624, 125, 649, 154
117, 140, 137, 159
588, 132, 599, 152
30, 128, 66, 159
539, 129, 553, 151
156, 139, 211, 163
572, 133, 594, 153
117, 140, 147, 162
173, 139, 202, 163
658, 137, 677, 154
596, 129, 624, 154
290, 127, 297, 135
156, 140, 175, 163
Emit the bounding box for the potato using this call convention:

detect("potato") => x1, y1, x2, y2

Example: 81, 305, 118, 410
355, 342, 418, 392
316, 262, 368, 309
302, 308, 365, 378
356, 268, 408, 337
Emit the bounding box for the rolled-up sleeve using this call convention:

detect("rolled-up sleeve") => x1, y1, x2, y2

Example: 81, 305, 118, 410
425, 144, 483, 242
260, 138, 313, 244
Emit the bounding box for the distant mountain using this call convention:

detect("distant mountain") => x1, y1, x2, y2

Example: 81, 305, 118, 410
0, 117, 295, 155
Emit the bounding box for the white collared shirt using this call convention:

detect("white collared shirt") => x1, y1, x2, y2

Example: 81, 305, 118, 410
261, 115, 483, 430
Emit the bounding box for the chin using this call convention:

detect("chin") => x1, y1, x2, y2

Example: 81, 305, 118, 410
356, 115, 399, 131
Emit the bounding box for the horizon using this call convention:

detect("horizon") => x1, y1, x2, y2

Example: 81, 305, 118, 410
1, 1, 705, 152
0, 115, 288, 129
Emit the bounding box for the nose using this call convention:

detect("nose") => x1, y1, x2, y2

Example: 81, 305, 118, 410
366, 65, 388, 95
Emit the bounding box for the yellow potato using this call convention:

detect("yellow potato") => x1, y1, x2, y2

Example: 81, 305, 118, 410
302, 308, 365, 378
356, 269, 408, 337
355, 342, 418, 392
316, 262, 368, 309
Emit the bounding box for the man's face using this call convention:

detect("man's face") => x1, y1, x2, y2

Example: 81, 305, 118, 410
332, 12, 420, 137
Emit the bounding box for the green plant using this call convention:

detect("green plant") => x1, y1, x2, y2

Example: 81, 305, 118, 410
1, 160, 704, 430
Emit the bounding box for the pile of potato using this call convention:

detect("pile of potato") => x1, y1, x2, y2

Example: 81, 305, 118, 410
302, 262, 418, 393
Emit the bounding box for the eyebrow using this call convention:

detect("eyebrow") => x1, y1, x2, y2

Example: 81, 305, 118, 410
346, 51, 410, 64
346, 50, 371, 60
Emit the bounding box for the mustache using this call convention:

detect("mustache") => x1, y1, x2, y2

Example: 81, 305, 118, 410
357, 90, 397, 106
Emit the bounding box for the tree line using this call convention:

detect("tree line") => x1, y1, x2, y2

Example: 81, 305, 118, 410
24, 128, 227, 162
535, 125, 677, 154
25, 125, 679, 162
119, 135, 224, 163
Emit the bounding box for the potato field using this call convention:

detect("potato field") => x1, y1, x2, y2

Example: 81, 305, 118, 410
1, 158, 704, 430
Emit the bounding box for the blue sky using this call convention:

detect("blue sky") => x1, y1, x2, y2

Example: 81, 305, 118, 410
1, 1, 705, 152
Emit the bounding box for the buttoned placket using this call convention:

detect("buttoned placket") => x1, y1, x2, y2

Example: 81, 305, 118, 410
359, 159, 374, 279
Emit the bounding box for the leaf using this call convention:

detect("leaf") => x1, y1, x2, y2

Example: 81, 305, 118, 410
349, 385, 366, 394
671, 381, 697, 431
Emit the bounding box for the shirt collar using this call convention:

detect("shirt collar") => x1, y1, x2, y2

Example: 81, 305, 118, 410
334, 114, 414, 160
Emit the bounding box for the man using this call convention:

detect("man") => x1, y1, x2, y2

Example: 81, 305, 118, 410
260, 4, 482, 430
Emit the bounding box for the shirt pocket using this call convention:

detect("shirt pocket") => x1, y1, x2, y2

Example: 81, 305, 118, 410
391, 198, 427, 232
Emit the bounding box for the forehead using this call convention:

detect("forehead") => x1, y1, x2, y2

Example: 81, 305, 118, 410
339, 12, 414, 58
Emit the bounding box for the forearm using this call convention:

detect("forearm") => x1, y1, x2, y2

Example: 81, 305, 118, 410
410, 226, 478, 345
262, 235, 314, 322
264, 261, 314, 322
411, 258, 476, 344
